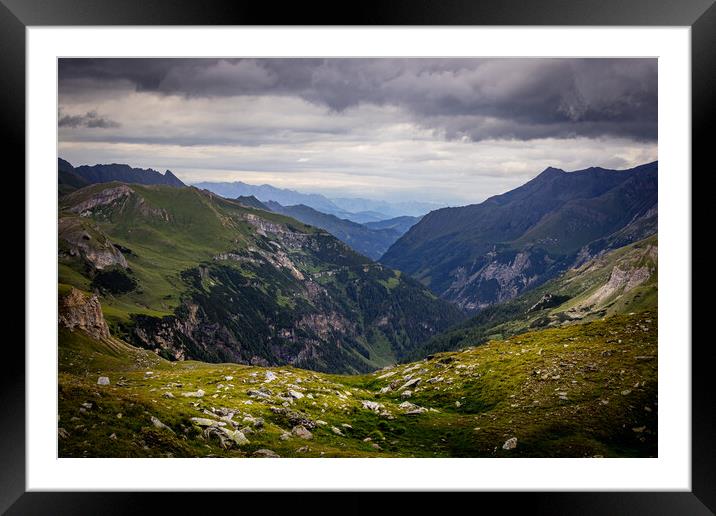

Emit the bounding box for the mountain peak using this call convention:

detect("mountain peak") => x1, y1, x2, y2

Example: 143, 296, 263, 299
162, 170, 186, 187
538, 166, 565, 177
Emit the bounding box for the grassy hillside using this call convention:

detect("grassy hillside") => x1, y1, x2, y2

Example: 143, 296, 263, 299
58, 183, 464, 373
59, 311, 657, 458
410, 235, 657, 360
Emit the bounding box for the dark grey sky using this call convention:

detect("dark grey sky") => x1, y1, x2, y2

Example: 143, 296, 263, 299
58, 58, 657, 204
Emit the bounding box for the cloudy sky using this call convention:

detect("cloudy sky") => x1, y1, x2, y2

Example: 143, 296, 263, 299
58, 58, 657, 205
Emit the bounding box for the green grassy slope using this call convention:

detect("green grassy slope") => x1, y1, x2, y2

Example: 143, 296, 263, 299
59, 310, 657, 458
58, 183, 464, 373
409, 235, 657, 360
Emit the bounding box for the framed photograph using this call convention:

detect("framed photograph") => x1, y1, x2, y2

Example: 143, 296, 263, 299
6, 0, 712, 512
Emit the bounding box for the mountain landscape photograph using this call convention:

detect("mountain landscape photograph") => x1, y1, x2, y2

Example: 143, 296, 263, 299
57, 57, 658, 459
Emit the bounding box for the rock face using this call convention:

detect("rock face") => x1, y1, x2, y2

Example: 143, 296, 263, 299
59, 217, 128, 270
58, 287, 110, 340
69, 185, 135, 215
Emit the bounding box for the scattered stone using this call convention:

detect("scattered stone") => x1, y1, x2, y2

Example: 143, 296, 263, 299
109, 433, 117, 440
265, 371, 277, 383
81, 402, 93, 410
621, 390, 632, 396
97, 376, 110, 386
182, 389, 205, 398
399, 401, 426, 414
224, 376, 234, 381
288, 390, 304, 399
455, 401, 462, 408
361, 400, 383, 412
398, 378, 421, 391
220, 428, 249, 446
162, 392, 175, 399
632, 426, 646, 433
316, 420, 327, 426
247, 388, 272, 399
191, 417, 224, 427
150, 415, 175, 434
252, 449, 280, 458
292, 425, 313, 439
58, 428, 70, 439
400, 390, 413, 399
331, 426, 344, 436
502, 437, 518, 450
279, 432, 291, 441
341, 423, 352, 429
270, 407, 316, 429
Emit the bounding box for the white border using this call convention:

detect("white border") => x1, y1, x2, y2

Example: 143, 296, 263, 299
27, 27, 691, 491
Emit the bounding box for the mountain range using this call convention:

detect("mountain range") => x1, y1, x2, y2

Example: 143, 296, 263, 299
258, 200, 418, 260
59, 158, 185, 192
381, 162, 658, 311
58, 182, 464, 373
193, 180, 441, 222
56, 158, 658, 459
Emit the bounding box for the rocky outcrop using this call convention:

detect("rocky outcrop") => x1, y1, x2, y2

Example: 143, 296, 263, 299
69, 185, 134, 215
59, 287, 110, 340
59, 217, 128, 270
444, 249, 550, 311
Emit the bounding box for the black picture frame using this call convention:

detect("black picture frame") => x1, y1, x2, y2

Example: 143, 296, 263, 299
3, 0, 712, 513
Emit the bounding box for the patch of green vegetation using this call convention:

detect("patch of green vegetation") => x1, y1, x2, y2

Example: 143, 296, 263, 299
409, 235, 657, 360
58, 311, 656, 458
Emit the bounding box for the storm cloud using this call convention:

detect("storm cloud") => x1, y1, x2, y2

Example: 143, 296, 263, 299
58, 58, 657, 204
60, 58, 656, 142
58, 110, 120, 129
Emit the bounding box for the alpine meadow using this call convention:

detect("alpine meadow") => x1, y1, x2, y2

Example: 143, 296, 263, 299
57, 58, 658, 458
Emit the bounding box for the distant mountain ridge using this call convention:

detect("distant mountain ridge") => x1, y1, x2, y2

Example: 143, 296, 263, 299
381, 161, 658, 311
59, 158, 185, 190
263, 201, 411, 260
330, 197, 444, 218
193, 181, 342, 215
193, 180, 441, 221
